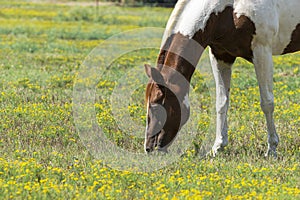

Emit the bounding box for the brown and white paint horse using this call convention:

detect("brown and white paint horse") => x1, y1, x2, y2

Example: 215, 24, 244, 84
144, 0, 299, 156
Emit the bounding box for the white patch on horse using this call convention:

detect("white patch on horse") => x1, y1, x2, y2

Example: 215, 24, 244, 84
234, 0, 300, 55
163, 0, 233, 40
183, 94, 190, 109
144, 99, 150, 153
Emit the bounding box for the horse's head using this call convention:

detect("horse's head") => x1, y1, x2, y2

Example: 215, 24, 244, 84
144, 64, 191, 153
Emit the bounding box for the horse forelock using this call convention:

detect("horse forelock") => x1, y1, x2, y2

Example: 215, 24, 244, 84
145, 82, 154, 105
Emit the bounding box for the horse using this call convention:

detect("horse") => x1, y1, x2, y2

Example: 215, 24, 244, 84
144, 0, 300, 157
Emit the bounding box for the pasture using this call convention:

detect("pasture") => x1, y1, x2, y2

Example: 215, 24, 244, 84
0, 0, 299, 199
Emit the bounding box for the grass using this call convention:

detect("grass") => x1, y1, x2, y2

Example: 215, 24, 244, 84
0, 1, 299, 199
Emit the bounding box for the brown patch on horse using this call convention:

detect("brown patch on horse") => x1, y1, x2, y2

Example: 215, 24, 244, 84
282, 23, 300, 54
145, 82, 153, 105
193, 6, 256, 63
157, 33, 204, 85
156, 35, 174, 71
145, 82, 165, 105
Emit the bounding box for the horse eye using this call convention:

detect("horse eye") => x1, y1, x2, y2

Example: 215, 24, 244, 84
150, 103, 161, 111
150, 103, 158, 107
150, 104, 166, 119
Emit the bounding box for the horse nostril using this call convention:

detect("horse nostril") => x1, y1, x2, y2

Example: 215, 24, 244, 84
145, 147, 151, 153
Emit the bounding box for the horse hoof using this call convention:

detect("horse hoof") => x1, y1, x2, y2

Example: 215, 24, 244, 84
265, 149, 277, 158
205, 149, 217, 158
208, 145, 224, 157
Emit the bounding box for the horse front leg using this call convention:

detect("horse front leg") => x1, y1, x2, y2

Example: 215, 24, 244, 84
253, 44, 279, 157
209, 49, 235, 156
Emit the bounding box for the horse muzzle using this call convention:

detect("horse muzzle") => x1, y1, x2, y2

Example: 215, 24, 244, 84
145, 129, 166, 153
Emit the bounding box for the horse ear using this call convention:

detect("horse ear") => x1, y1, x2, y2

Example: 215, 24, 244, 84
144, 64, 152, 78
144, 64, 165, 84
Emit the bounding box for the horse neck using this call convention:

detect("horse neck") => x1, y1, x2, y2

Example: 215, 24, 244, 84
157, 0, 232, 83
155, 33, 205, 98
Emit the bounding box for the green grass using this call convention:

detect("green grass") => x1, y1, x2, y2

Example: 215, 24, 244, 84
0, 1, 299, 199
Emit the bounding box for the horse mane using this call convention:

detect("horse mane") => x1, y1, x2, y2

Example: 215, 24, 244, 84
162, 0, 189, 47
157, 1, 190, 71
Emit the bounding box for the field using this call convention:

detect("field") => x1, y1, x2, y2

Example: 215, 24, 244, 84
0, 0, 299, 199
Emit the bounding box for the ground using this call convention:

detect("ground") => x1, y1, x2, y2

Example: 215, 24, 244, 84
0, 1, 299, 199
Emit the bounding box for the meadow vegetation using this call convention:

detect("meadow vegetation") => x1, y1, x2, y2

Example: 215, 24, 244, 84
0, 0, 299, 199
